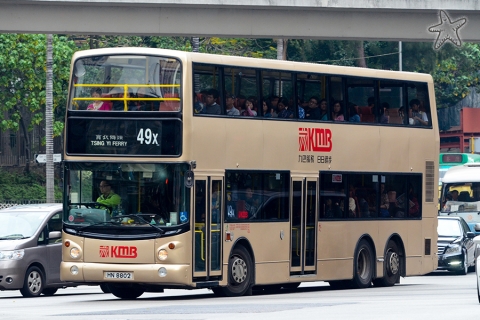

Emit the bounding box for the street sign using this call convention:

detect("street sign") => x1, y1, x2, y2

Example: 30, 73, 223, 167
35, 153, 62, 163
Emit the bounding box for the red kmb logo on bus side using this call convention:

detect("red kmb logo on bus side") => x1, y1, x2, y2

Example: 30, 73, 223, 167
99, 245, 138, 258
298, 128, 332, 152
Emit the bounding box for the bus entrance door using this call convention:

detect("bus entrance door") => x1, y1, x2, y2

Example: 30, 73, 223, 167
193, 177, 223, 280
290, 178, 318, 275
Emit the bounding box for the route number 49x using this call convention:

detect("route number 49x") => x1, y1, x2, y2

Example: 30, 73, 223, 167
137, 128, 158, 145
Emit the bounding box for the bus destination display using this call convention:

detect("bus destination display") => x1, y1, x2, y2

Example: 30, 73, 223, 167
67, 118, 181, 156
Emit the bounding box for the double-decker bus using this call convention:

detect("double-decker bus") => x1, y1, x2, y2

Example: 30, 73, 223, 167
60, 48, 438, 299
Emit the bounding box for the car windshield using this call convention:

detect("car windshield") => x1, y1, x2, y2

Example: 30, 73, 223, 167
440, 182, 480, 213
64, 162, 191, 229
0, 210, 49, 239
437, 219, 462, 237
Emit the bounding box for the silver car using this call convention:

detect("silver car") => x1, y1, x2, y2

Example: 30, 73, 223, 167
0, 203, 73, 297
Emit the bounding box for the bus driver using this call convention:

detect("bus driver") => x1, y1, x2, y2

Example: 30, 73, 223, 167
96, 180, 121, 215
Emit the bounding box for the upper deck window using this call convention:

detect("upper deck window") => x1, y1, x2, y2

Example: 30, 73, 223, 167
70, 55, 182, 112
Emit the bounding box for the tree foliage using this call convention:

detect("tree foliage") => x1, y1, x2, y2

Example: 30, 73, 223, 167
0, 168, 61, 200
0, 34, 77, 137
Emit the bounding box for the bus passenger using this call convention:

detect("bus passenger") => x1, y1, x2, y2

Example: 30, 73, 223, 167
305, 96, 321, 120
241, 98, 257, 117
319, 99, 328, 121
380, 184, 390, 217
204, 89, 221, 115
332, 101, 344, 122
96, 180, 121, 215
356, 189, 370, 217
277, 97, 294, 118
408, 185, 420, 217
263, 100, 277, 117
87, 88, 111, 111
380, 102, 390, 124
245, 188, 258, 218
348, 103, 360, 122
409, 99, 428, 126
225, 93, 240, 116
296, 97, 305, 119
269, 95, 280, 110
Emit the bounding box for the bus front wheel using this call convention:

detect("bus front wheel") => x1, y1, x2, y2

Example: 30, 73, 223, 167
108, 284, 144, 300
373, 240, 401, 287
352, 239, 374, 289
214, 246, 253, 297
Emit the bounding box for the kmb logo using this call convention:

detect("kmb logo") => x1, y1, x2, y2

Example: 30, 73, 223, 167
298, 128, 332, 152
99, 245, 138, 258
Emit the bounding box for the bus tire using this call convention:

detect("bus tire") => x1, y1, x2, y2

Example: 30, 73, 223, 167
352, 239, 374, 289
108, 284, 144, 300
282, 282, 300, 290
328, 280, 353, 290
20, 266, 45, 297
214, 246, 253, 297
42, 288, 58, 296
373, 240, 401, 287
100, 283, 111, 293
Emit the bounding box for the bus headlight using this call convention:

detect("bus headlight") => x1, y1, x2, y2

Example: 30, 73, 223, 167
158, 249, 168, 261
70, 247, 81, 259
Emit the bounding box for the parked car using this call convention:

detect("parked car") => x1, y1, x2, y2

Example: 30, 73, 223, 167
0, 203, 77, 297
437, 216, 476, 275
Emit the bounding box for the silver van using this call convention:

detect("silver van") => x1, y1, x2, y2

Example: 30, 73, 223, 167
0, 203, 75, 297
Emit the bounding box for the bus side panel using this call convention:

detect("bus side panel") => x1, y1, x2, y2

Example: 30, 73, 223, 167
222, 222, 290, 286
316, 221, 377, 281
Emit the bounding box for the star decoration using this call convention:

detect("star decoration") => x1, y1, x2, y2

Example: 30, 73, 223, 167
428, 10, 467, 49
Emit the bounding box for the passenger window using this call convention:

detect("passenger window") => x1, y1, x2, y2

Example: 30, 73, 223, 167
379, 80, 404, 125
347, 78, 375, 123
407, 82, 431, 127
225, 171, 289, 221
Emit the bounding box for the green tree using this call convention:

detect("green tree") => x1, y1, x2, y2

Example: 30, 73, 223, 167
0, 34, 77, 172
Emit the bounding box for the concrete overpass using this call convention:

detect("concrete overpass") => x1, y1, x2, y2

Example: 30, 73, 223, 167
1, 0, 480, 42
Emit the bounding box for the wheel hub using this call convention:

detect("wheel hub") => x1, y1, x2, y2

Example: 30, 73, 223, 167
387, 252, 400, 275
28, 271, 42, 293
231, 257, 247, 284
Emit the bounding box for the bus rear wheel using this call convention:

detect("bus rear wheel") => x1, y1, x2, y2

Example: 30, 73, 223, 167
213, 246, 253, 297
352, 239, 374, 289
108, 284, 144, 300
373, 241, 401, 287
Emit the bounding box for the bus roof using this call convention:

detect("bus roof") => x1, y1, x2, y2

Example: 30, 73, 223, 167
71, 47, 434, 83
442, 163, 480, 184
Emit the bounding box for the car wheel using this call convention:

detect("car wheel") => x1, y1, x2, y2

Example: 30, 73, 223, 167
108, 284, 144, 300
212, 246, 253, 297
20, 266, 45, 298
42, 288, 58, 296
456, 250, 468, 275
373, 240, 401, 287
352, 239, 374, 288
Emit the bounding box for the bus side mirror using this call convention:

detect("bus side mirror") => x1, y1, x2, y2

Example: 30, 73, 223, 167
475, 223, 480, 232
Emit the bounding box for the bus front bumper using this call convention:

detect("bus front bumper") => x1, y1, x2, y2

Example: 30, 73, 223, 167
60, 262, 191, 285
